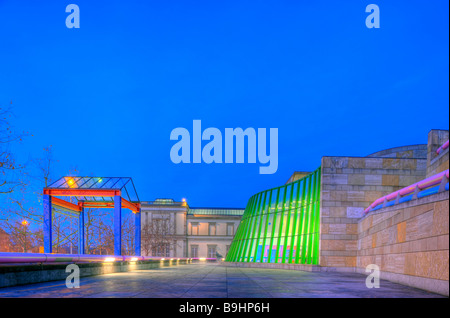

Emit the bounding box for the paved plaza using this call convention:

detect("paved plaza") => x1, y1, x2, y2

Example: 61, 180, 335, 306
0, 263, 444, 298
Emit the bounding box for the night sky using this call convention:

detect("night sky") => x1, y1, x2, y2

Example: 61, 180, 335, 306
0, 1, 448, 209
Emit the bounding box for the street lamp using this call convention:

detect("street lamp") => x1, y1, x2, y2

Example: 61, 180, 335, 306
21, 220, 29, 253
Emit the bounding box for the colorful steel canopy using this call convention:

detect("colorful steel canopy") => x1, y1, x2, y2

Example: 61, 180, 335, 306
44, 176, 140, 213
43, 176, 142, 255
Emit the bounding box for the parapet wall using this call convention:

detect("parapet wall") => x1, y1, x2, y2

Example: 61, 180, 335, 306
356, 191, 449, 296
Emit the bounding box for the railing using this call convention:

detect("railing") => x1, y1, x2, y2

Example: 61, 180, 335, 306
364, 169, 449, 214
436, 140, 449, 155
0, 253, 192, 264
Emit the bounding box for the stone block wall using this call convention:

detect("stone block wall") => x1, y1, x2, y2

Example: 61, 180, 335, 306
356, 191, 449, 296
426, 130, 449, 177
319, 155, 427, 269
367, 144, 428, 159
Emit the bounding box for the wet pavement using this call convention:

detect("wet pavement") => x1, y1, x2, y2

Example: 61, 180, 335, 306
0, 263, 445, 298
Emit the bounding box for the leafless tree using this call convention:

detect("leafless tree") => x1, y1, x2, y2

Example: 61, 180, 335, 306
85, 208, 114, 255
2, 220, 41, 253
0, 104, 29, 195
121, 214, 135, 255
141, 217, 178, 257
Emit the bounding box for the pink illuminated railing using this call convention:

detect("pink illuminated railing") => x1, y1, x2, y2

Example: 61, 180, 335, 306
364, 169, 449, 214
436, 140, 449, 155
0, 253, 194, 264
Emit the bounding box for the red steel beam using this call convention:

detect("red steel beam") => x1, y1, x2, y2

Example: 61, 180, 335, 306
52, 197, 82, 212
81, 202, 114, 209
44, 189, 121, 197
121, 197, 140, 213
81, 200, 140, 213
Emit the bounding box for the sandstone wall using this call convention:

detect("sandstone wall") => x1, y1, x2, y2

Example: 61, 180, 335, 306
356, 191, 449, 295
320, 156, 427, 269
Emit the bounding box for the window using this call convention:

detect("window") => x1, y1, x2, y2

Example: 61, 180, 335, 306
227, 223, 234, 236
152, 244, 170, 257
191, 223, 199, 235
191, 245, 198, 258
208, 245, 216, 259
208, 223, 216, 236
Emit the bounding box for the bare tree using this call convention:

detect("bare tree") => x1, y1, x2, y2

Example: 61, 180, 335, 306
2, 220, 41, 253
0, 104, 29, 195
142, 217, 177, 257
122, 214, 135, 255
85, 208, 114, 255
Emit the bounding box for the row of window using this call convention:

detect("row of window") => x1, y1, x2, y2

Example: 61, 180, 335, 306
190, 223, 235, 236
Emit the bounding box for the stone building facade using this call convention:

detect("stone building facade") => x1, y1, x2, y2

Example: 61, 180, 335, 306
140, 199, 244, 259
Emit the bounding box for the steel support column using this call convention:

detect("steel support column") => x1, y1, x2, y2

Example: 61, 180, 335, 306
135, 208, 141, 256
79, 207, 85, 254
114, 195, 122, 255
43, 194, 52, 253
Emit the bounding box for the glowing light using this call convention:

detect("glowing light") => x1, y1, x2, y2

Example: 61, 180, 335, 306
161, 258, 165, 261
104, 257, 115, 262
199, 258, 206, 261
21, 220, 29, 226
130, 257, 138, 261
170, 258, 174, 261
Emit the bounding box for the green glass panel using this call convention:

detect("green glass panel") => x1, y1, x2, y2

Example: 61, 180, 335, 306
226, 167, 321, 265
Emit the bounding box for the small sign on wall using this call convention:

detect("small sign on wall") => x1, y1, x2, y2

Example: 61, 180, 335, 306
347, 207, 364, 218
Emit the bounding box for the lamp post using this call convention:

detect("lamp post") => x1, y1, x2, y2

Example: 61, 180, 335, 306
21, 220, 29, 253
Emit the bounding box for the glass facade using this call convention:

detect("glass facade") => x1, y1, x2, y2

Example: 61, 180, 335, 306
225, 167, 321, 265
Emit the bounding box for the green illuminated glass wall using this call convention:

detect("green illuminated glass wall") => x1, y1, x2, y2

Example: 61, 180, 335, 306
226, 168, 321, 265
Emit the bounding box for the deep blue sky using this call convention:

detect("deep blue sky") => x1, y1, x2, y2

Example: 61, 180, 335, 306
0, 0, 448, 209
